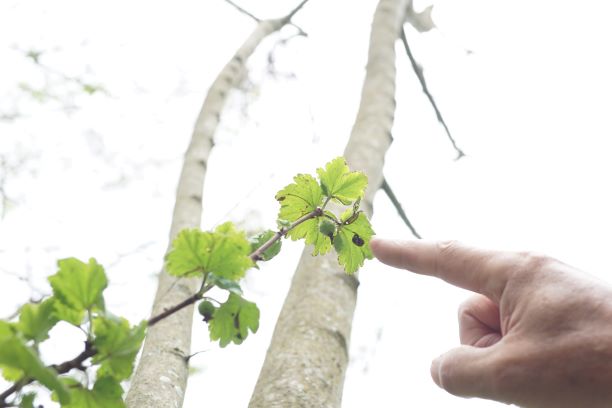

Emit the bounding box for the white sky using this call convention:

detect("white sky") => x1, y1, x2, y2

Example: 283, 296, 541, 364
1, 0, 612, 407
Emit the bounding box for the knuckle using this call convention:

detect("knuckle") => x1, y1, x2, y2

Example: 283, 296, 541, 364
437, 240, 461, 255
435, 240, 462, 274
516, 251, 556, 274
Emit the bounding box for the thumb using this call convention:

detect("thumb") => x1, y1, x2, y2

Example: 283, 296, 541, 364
431, 345, 501, 399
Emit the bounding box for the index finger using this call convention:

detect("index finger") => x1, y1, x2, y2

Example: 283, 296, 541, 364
370, 239, 521, 301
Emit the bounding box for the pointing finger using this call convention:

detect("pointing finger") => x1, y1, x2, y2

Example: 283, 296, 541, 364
370, 239, 523, 301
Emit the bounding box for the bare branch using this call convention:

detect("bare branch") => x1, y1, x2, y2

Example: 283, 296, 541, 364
224, 0, 260, 22
381, 177, 422, 239
400, 27, 465, 160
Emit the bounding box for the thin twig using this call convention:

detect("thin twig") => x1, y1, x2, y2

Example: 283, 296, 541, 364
0, 343, 96, 405
400, 27, 465, 160
283, 0, 309, 22
381, 178, 422, 239
224, 0, 260, 22
250, 208, 322, 261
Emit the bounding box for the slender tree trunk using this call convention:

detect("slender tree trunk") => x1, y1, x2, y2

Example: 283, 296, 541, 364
249, 0, 407, 406
125, 5, 307, 407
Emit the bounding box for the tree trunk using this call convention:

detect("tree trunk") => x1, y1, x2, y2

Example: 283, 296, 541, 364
125, 6, 306, 407
248, 0, 407, 406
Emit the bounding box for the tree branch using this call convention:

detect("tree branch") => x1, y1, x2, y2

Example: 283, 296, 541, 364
224, 0, 260, 22
381, 177, 422, 239
0, 343, 96, 406
0, 206, 327, 405
400, 27, 465, 160
250, 208, 322, 261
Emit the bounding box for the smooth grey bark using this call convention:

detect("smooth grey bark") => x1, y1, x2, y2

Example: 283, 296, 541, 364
249, 0, 408, 406
125, 4, 307, 407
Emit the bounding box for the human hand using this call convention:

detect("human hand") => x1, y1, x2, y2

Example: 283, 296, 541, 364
371, 239, 612, 408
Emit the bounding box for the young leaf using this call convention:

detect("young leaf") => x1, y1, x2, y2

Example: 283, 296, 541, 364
92, 316, 146, 381
316, 157, 368, 204
59, 376, 124, 408
165, 222, 253, 281
249, 230, 282, 261
52, 300, 84, 326
48, 258, 107, 317
275, 174, 323, 223
18, 298, 59, 343
287, 219, 332, 256
207, 273, 243, 295
19, 393, 36, 408
208, 293, 259, 347
333, 213, 375, 273
1, 363, 23, 381
0, 321, 70, 404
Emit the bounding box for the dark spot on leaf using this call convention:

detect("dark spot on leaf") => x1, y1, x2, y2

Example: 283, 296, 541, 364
352, 234, 364, 247
277, 196, 286, 201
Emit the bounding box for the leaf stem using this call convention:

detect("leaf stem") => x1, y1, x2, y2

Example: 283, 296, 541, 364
249, 208, 322, 261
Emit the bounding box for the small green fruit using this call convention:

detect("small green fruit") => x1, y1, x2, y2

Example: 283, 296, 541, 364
319, 219, 336, 240
198, 301, 216, 322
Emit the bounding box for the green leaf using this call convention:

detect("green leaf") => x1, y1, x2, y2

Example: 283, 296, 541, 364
48, 258, 107, 321
1, 363, 23, 381
52, 299, 85, 326
316, 157, 367, 204
249, 230, 281, 261
287, 219, 332, 256
19, 393, 36, 408
18, 298, 59, 343
334, 213, 375, 273
0, 321, 70, 404
61, 377, 124, 408
276, 174, 323, 223
92, 316, 146, 381
165, 222, 253, 281
208, 293, 259, 347
207, 273, 243, 295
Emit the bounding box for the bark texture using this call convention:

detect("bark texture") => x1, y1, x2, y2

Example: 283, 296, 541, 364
126, 17, 290, 408
249, 1, 407, 406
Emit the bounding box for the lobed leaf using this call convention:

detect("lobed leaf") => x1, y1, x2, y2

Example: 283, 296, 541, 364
19, 393, 36, 408
165, 222, 253, 281
92, 316, 146, 381
333, 213, 375, 273
275, 174, 323, 223
316, 157, 367, 204
0, 321, 70, 404
48, 258, 107, 324
208, 293, 259, 347
18, 298, 59, 343
58, 376, 124, 408
286, 219, 332, 256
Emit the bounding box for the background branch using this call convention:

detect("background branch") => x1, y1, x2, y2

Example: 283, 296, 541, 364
224, 0, 260, 22
400, 27, 465, 159
381, 177, 422, 239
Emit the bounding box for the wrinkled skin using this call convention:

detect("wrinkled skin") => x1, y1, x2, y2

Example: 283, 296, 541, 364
371, 238, 612, 408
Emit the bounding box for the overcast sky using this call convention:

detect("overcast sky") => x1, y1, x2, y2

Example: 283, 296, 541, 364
1, 0, 611, 407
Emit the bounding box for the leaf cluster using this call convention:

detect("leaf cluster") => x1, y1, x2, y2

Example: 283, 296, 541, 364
1, 156, 376, 406
1, 258, 145, 408
276, 157, 375, 273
